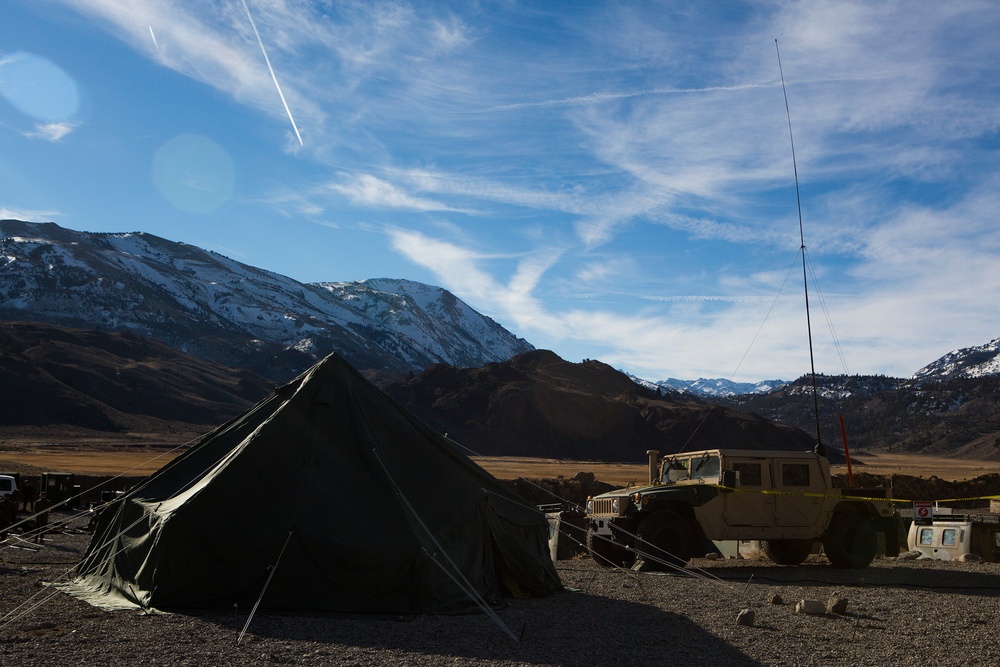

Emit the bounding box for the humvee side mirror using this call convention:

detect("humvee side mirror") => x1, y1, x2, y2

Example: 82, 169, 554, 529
720, 470, 737, 490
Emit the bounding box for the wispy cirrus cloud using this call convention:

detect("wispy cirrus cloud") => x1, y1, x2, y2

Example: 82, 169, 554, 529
24, 121, 77, 142
34, 1, 1000, 380
390, 168, 668, 248
384, 224, 818, 379
327, 173, 467, 213
386, 227, 564, 329
0, 206, 63, 220
479, 81, 778, 113
49, 0, 315, 137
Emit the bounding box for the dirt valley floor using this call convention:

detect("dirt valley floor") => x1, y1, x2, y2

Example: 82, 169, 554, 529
2, 513, 999, 667
1, 447, 997, 483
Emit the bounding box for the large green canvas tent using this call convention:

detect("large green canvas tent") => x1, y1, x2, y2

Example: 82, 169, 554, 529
64, 353, 561, 614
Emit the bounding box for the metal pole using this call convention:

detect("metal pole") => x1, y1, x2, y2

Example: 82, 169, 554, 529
775, 38, 824, 456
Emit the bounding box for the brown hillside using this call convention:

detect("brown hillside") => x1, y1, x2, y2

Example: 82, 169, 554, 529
0, 321, 272, 442
385, 349, 817, 462
723, 374, 1000, 461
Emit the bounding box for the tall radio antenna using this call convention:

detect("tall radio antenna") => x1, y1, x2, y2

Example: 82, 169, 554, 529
775, 38, 824, 457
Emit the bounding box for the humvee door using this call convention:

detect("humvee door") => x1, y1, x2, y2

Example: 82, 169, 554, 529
772, 458, 825, 527
723, 459, 774, 527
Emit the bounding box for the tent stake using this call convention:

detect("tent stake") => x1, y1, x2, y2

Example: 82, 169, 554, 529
238, 530, 293, 645
127, 585, 153, 615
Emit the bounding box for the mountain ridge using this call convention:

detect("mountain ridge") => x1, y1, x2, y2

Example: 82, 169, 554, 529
3, 219, 999, 461
0, 320, 271, 441
634, 375, 789, 398
384, 349, 819, 462
718, 373, 1000, 461
637, 336, 1000, 398
913, 336, 1000, 381
0, 323, 820, 463
0, 220, 532, 382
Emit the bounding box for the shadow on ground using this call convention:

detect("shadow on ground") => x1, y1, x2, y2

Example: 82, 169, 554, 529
206, 589, 762, 667
693, 561, 1000, 597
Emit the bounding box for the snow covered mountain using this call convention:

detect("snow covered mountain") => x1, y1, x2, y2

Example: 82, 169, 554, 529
913, 337, 1000, 381
655, 377, 787, 397
629, 374, 788, 398
0, 220, 532, 380
638, 336, 1000, 398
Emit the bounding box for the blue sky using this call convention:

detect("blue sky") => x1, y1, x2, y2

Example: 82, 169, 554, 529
2, 1, 999, 382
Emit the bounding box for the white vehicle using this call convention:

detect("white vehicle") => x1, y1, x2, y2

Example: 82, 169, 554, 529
907, 515, 1000, 562
0, 475, 17, 497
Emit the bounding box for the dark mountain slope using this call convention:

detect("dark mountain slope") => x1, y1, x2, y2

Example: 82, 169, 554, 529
0, 322, 272, 440
385, 350, 818, 462
721, 374, 1000, 461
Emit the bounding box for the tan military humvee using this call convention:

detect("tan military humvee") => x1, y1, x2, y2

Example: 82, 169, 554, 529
585, 448, 900, 569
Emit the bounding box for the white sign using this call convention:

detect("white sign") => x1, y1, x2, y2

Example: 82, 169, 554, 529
914, 501, 933, 521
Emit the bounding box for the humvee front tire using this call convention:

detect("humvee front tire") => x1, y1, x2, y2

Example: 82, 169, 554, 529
587, 529, 635, 568
823, 513, 877, 569
761, 539, 813, 566
635, 511, 695, 569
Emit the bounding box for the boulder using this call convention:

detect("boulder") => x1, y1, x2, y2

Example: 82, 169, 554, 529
827, 596, 849, 614
795, 599, 826, 615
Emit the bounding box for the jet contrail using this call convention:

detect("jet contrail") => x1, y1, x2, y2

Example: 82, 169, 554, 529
149, 26, 159, 50
240, 0, 303, 145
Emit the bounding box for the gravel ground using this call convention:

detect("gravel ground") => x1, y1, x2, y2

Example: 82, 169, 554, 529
2, 512, 999, 666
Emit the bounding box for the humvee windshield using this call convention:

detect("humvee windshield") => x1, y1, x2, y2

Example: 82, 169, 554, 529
691, 454, 720, 481
661, 458, 690, 483
661, 454, 721, 484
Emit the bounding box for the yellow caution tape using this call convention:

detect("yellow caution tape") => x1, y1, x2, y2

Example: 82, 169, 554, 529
713, 485, 891, 503
902, 494, 1000, 504
712, 485, 1000, 505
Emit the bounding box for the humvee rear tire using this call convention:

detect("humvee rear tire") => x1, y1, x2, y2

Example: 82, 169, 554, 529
587, 529, 635, 568
823, 513, 877, 569
635, 511, 695, 570
761, 539, 813, 565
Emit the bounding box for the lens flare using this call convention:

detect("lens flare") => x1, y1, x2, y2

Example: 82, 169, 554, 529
0, 51, 79, 122
152, 134, 235, 213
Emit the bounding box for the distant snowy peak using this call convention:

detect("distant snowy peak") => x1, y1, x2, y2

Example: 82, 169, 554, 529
630, 374, 788, 398
0, 220, 533, 378
913, 337, 1000, 381
638, 336, 1000, 397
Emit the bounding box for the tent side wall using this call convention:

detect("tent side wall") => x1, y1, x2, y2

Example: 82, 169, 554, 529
67, 353, 561, 614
